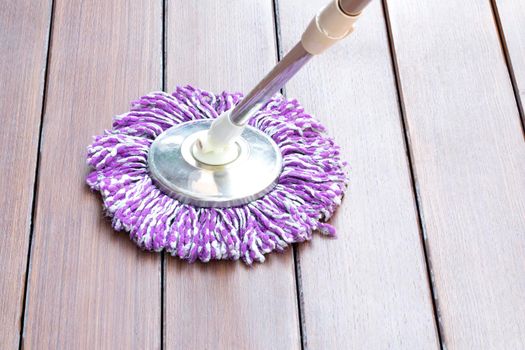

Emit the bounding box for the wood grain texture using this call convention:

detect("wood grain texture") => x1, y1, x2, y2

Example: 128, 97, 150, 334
0, 0, 51, 348
385, 0, 525, 348
22, 0, 162, 348
493, 0, 525, 115
164, 1, 300, 349
277, 1, 440, 348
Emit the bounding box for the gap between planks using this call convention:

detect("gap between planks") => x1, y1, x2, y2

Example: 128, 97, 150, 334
489, 0, 525, 138
161, 0, 167, 348
18, 0, 56, 348
381, 0, 445, 346
271, 0, 307, 347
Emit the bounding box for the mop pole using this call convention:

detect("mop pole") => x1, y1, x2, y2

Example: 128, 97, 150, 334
195, 0, 372, 163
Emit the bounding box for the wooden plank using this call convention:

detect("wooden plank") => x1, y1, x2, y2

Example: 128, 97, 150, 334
164, 1, 300, 349
277, 1, 440, 348
385, 0, 525, 348
22, 0, 162, 348
0, 0, 51, 348
493, 0, 525, 115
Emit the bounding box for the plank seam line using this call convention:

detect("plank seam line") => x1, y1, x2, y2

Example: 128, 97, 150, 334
489, 0, 525, 139
161, 0, 167, 349
272, 0, 306, 349
162, 0, 168, 94
292, 247, 307, 350
381, 0, 445, 348
18, 0, 56, 348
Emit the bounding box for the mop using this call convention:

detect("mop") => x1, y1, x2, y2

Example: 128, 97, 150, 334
87, 0, 372, 263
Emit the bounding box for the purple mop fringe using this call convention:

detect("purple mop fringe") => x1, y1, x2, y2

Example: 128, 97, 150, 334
86, 85, 348, 264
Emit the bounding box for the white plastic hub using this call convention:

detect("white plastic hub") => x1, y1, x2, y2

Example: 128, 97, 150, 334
192, 131, 240, 165
193, 111, 245, 165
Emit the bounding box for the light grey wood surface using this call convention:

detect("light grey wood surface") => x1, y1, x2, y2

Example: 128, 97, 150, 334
386, 0, 525, 348
277, 0, 440, 348
164, 1, 300, 349
21, 0, 163, 348
0, 0, 51, 348
493, 0, 525, 117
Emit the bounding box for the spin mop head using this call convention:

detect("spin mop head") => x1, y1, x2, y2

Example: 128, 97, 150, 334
86, 85, 348, 264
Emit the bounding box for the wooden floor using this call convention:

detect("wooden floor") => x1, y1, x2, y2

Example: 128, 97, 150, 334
1, 0, 524, 349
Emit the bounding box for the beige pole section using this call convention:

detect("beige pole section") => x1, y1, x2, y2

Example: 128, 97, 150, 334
339, 0, 372, 16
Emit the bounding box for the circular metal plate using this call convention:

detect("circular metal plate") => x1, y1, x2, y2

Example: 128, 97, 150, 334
148, 120, 282, 208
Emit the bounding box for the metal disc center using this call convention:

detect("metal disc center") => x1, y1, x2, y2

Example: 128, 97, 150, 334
147, 119, 282, 208
183, 130, 245, 167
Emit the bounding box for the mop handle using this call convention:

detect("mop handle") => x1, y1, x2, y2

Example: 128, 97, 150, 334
229, 0, 372, 126
197, 0, 372, 157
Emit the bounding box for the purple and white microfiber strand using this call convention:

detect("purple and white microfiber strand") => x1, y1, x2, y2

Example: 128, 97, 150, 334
86, 85, 348, 264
